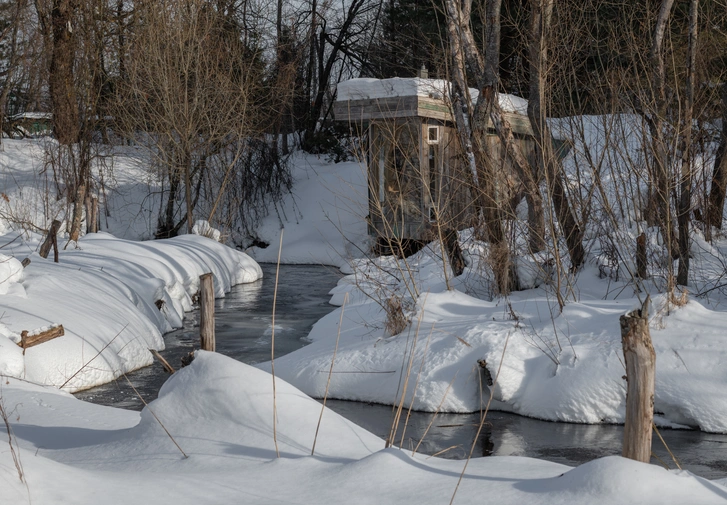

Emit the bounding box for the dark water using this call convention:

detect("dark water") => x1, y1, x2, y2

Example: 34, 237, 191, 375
75, 263, 727, 480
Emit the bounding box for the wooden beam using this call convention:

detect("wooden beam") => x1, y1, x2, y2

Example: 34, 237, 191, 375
18, 325, 64, 349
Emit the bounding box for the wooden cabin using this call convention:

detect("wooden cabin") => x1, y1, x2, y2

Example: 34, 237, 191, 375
334, 77, 536, 249
6, 112, 53, 137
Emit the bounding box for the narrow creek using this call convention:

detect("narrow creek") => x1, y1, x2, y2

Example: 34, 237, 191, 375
75, 264, 727, 479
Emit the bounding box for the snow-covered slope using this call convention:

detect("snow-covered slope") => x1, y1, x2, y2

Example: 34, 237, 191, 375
1, 352, 724, 505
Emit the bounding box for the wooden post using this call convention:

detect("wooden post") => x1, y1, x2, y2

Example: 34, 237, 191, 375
84, 193, 92, 234
636, 232, 647, 279
91, 196, 99, 233
620, 297, 655, 463
199, 273, 215, 351
39, 220, 61, 261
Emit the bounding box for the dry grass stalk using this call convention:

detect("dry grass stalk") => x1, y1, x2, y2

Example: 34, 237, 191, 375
149, 348, 176, 374
387, 298, 427, 447
0, 399, 24, 483
449, 332, 512, 505
311, 292, 348, 456
271, 229, 284, 459
652, 422, 682, 470
669, 285, 689, 307
399, 322, 435, 448
412, 373, 458, 456
122, 374, 187, 458
60, 324, 128, 389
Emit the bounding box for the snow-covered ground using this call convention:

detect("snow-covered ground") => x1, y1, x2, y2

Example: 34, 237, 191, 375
0, 231, 261, 391
2, 351, 726, 505
2, 111, 727, 503
247, 151, 369, 269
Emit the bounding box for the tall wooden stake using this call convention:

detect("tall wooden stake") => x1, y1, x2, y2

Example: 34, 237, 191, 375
620, 297, 655, 463
199, 273, 215, 351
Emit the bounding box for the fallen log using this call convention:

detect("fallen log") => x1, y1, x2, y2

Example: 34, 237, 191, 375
18, 324, 64, 349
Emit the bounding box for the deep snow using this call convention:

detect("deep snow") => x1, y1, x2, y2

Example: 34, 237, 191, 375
2, 106, 727, 503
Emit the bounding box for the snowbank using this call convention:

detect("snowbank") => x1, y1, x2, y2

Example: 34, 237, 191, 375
259, 240, 727, 434
0, 232, 261, 391
248, 152, 369, 268
1, 352, 724, 504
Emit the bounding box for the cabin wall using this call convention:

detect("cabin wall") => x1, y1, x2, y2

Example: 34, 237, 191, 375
365, 115, 536, 244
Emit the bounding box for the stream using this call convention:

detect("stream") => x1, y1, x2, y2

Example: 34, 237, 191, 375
75, 264, 727, 479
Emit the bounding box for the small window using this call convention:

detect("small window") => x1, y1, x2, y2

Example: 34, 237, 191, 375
427, 126, 439, 144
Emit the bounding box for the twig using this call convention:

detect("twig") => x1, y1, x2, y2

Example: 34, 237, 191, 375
60, 324, 128, 389
122, 374, 187, 459
450, 332, 511, 505
271, 229, 284, 458
311, 292, 348, 456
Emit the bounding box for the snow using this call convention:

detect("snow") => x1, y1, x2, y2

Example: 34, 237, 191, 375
336, 77, 530, 114
247, 151, 369, 269
1, 352, 725, 504
0, 231, 261, 392
1, 110, 727, 501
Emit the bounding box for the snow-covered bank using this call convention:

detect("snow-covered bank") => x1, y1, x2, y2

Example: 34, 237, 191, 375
2, 352, 725, 505
248, 152, 368, 269
0, 232, 261, 391
259, 241, 727, 434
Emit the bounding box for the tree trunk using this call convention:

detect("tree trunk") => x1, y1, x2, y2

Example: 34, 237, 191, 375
528, 0, 584, 269
49, 0, 80, 146
707, 86, 727, 230
444, 0, 516, 294
647, 0, 677, 264
676, 0, 698, 286
620, 297, 655, 463
69, 183, 86, 242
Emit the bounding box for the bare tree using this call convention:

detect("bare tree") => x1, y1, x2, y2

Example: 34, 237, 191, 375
676, 0, 699, 286
528, 0, 584, 270
115, 0, 265, 238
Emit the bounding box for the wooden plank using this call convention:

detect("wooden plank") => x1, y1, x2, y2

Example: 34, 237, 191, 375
18, 325, 64, 349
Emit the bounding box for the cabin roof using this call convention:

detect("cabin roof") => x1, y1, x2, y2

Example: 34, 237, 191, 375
336, 78, 529, 114
334, 77, 534, 135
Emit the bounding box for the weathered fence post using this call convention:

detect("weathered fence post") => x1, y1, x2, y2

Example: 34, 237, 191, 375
636, 232, 647, 279
39, 220, 61, 262
199, 273, 215, 351
620, 296, 655, 463
85, 195, 99, 234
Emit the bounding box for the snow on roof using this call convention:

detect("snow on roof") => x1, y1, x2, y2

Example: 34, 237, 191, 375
336, 77, 529, 115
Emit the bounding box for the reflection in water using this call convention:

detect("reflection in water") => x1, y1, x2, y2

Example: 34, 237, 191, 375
75, 263, 342, 409
75, 264, 727, 480
321, 400, 727, 479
